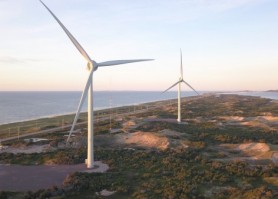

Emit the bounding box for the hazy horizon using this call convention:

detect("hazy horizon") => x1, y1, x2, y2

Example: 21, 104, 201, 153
0, 89, 277, 92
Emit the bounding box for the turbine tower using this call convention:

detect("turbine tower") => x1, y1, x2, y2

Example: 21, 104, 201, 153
39, 0, 153, 168
162, 50, 199, 123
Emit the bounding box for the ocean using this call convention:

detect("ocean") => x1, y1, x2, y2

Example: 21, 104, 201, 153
0, 91, 198, 125
0, 91, 277, 125
229, 91, 278, 100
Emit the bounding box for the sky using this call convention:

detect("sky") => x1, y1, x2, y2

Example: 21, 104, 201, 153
0, 0, 277, 91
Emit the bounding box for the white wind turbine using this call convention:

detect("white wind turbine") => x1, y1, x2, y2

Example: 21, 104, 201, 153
39, 0, 153, 168
162, 50, 199, 123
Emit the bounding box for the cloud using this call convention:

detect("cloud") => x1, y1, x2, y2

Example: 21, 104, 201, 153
0, 56, 39, 64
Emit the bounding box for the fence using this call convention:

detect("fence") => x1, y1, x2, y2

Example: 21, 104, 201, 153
0, 102, 167, 142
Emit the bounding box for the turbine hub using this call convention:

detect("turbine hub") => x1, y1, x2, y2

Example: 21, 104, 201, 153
86, 60, 98, 71
86, 62, 92, 71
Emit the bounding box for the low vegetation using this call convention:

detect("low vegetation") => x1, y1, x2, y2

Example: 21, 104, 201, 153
0, 94, 277, 199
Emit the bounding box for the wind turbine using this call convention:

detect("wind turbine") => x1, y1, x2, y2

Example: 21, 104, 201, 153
162, 50, 199, 123
39, 0, 153, 168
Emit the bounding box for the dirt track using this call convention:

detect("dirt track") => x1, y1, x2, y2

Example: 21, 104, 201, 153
0, 162, 108, 191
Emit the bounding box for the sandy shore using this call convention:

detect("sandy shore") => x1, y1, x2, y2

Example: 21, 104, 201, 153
0, 96, 201, 142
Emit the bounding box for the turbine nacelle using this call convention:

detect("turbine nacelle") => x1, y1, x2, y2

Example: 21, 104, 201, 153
87, 60, 98, 71
162, 49, 199, 95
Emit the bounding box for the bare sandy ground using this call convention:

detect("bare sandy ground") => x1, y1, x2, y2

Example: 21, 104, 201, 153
145, 118, 187, 124
237, 143, 270, 152
97, 189, 116, 197
219, 116, 278, 130
114, 129, 187, 150
122, 131, 169, 150
218, 143, 278, 164
220, 116, 278, 122
219, 116, 245, 122
0, 161, 109, 191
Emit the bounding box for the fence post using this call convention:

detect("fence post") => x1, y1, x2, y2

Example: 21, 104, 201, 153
9, 128, 11, 137
110, 113, 112, 131
17, 127, 20, 140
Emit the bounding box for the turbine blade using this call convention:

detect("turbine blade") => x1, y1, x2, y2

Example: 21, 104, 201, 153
39, 0, 91, 63
182, 80, 200, 95
161, 80, 181, 94
98, 59, 154, 67
67, 71, 93, 142
180, 49, 183, 78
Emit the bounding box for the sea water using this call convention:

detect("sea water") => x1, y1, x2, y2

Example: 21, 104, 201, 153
0, 91, 277, 125
232, 91, 278, 100
0, 91, 198, 125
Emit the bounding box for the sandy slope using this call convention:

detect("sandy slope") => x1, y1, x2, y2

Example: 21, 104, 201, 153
123, 131, 169, 150
218, 142, 278, 164
237, 143, 270, 152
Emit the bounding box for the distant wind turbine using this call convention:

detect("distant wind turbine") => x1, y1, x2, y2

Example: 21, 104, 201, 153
39, 0, 153, 168
162, 50, 199, 123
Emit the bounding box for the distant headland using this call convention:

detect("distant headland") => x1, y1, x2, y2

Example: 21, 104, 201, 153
265, 89, 278, 92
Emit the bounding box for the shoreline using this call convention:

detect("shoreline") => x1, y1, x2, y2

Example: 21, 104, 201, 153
0, 94, 206, 142
0, 91, 201, 125
0, 92, 277, 139
0, 94, 200, 127
218, 91, 278, 100
1, 91, 276, 126
1, 91, 277, 127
